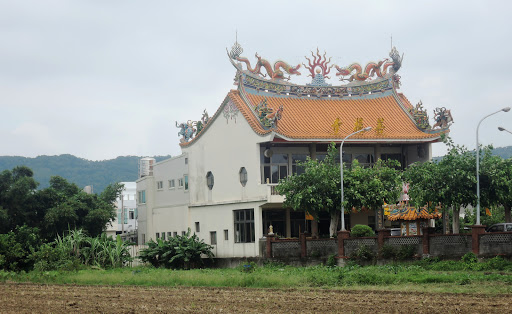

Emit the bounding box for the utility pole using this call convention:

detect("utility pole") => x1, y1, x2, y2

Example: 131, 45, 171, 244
121, 194, 124, 234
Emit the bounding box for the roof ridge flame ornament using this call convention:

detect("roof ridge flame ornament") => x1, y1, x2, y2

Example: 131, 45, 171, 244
303, 48, 333, 83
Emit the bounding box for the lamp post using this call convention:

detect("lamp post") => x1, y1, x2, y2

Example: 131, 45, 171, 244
340, 126, 372, 231
476, 107, 510, 225
498, 126, 512, 135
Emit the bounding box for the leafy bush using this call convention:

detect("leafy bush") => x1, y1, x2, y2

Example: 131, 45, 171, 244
31, 230, 132, 271
326, 254, 337, 267
350, 245, 375, 263
0, 225, 41, 272
139, 229, 214, 269
380, 244, 397, 260
350, 225, 375, 237
396, 245, 416, 260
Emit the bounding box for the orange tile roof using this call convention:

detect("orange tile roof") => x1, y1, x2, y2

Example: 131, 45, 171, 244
387, 206, 443, 221
180, 86, 443, 147
237, 90, 440, 141
398, 93, 414, 110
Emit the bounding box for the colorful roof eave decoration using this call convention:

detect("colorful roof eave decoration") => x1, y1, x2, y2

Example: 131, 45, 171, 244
386, 206, 443, 221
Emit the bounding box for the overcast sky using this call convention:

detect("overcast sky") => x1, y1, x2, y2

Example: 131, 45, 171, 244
1, 0, 511, 160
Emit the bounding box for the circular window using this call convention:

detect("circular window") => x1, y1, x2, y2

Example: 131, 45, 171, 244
206, 171, 214, 190
239, 167, 248, 187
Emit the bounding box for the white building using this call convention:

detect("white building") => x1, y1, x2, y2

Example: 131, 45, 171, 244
106, 182, 138, 242
136, 43, 451, 257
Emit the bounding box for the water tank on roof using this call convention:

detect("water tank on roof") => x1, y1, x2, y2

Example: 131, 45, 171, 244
139, 157, 156, 178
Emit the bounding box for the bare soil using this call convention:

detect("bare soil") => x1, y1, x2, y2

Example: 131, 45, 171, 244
0, 282, 509, 313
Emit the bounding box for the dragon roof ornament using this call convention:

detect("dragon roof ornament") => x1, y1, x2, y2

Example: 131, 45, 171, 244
227, 40, 406, 98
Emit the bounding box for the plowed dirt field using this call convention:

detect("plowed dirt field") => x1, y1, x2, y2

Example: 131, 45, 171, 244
0, 282, 509, 313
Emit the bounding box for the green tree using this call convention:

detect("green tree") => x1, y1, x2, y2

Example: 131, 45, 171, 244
404, 137, 476, 234
480, 148, 512, 223
343, 159, 402, 230
42, 178, 123, 238
275, 143, 341, 236
0, 166, 39, 233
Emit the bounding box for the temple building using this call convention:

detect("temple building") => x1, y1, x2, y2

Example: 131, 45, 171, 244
136, 41, 452, 257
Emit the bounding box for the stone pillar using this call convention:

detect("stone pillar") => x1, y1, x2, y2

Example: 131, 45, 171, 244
266, 234, 274, 258
375, 144, 381, 161
311, 221, 319, 239
471, 225, 486, 255
422, 227, 431, 255
378, 229, 390, 252
337, 230, 350, 257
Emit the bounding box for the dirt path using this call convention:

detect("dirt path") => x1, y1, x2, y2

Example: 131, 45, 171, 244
0, 282, 509, 313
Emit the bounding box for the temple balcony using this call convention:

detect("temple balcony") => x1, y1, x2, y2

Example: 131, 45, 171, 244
266, 184, 285, 203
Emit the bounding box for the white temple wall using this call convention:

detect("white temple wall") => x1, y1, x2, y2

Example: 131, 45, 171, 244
189, 202, 264, 258
182, 109, 270, 206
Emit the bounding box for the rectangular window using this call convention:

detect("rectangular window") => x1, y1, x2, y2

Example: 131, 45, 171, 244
178, 178, 184, 188
157, 181, 163, 189
129, 210, 134, 220
182, 231, 186, 236
195, 222, 200, 232
353, 153, 374, 167
234, 209, 255, 243
117, 208, 122, 222
156, 232, 160, 239
224, 229, 229, 240
173, 232, 178, 237
138, 190, 146, 204
169, 179, 175, 189
142, 234, 145, 244
124, 208, 128, 224
210, 231, 217, 245
262, 153, 289, 184
184, 175, 189, 190
167, 232, 172, 239
161, 232, 165, 240
185, 157, 188, 164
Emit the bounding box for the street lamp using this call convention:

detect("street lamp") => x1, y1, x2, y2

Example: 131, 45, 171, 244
340, 126, 372, 231
476, 107, 510, 225
498, 126, 512, 135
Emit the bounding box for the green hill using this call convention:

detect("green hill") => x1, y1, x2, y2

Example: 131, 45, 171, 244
0, 154, 171, 193
433, 146, 512, 162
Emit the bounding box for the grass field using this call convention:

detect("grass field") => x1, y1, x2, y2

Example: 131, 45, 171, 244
2, 262, 512, 294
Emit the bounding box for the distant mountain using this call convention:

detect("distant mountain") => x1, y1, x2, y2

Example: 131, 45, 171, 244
433, 146, 512, 162
0, 154, 171, 193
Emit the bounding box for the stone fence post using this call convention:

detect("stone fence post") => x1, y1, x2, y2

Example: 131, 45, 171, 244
472, 225, 486, 255
337, 230, 350, 257
299, 232, 310, 258
377, 229, 390, 252
422, 227, 432, 255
